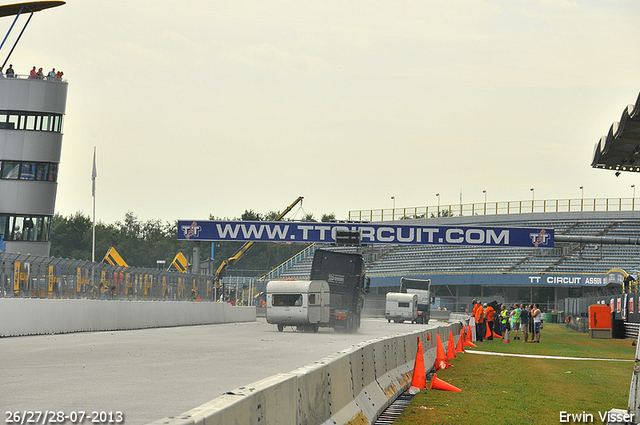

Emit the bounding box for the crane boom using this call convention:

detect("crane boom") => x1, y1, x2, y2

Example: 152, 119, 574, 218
214, 196, 304, 296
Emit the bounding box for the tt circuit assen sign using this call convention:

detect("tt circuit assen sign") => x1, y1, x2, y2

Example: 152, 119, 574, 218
177, 221, 554, 248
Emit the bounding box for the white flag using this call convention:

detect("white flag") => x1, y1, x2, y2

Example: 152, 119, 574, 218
91, 147, 97, 197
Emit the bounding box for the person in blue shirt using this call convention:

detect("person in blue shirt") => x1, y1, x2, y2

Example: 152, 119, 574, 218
520, 304, 530, 342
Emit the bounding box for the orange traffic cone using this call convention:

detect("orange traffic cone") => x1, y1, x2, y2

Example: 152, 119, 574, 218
430, 373, 462, 392
485, 323, 492, 340
493, 331, 503, 339
456, 329, 465, 353
447, 331, 456, 360
410, 338, 427, 389
435, 334, 449, 370
464, 325, 477, 348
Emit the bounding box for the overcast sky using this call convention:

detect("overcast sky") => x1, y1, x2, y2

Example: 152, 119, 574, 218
5, 0, 640, 224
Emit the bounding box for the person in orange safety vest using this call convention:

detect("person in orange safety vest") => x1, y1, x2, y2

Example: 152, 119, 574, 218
484, 303, 495, 340
474, 300, 485, 342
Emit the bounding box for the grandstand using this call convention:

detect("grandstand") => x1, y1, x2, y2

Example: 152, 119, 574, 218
270, 209, 640, 313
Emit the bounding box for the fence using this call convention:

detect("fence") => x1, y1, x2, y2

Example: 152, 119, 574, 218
0, 252, 223, 302
349, 197, 640, 221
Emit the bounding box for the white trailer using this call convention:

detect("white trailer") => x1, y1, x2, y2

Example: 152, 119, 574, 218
385, 292, 418, 323
266, 280, 330, 332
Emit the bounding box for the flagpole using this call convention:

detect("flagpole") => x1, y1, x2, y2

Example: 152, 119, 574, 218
91, 147, 97, 290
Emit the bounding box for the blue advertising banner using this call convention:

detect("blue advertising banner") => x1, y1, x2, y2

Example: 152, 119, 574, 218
370, 270, 620, 288
177, 220, 554, 248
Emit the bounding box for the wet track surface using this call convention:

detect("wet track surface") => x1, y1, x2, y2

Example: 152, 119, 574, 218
1, 318, 432, 424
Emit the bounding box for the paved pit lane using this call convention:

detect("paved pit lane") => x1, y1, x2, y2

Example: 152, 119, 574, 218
1, 318, 436, 424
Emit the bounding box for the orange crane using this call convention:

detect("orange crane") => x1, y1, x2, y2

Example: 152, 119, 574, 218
214, 196, 304, 298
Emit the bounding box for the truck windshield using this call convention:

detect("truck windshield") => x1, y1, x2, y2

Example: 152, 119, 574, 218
272, 294, 302, 306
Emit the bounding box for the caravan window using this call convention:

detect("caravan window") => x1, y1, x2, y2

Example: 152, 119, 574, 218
398, 302, 410, 308
272, 294, 303, 307
309, 294, 316, 304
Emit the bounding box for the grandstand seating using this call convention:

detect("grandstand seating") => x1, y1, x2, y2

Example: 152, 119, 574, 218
274, 212, 640, 280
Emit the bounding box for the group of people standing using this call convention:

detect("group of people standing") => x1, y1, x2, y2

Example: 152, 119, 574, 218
0, 64, 64, 80
472, 300, 543, 343
28, 65, 63, 80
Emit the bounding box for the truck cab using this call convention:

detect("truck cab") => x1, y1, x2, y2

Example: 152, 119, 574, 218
310, 249, 367, 333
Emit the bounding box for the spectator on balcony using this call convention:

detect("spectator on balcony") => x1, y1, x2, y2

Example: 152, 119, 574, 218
47, 68, 56, 80
55, 70, 63, 81
5, 64, 15, 77
0, 66, 3, 77
36, 67, 44, 79
29, 66, 37, 79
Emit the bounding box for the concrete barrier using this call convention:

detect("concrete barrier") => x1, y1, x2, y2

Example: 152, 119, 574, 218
0, 298, 255, 337
150, 320, 465, 425
430, 310, 452, 321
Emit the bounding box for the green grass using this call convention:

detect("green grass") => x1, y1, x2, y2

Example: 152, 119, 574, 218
394, 324, 636, 425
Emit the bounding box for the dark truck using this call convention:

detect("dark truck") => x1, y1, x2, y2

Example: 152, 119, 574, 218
310, 249, 369, 333
266, 249, 369, 333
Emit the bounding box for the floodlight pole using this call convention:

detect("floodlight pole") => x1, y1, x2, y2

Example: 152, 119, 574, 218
483, 190, 487, 215
391, 196, 395, 220
530, 188, 535, 212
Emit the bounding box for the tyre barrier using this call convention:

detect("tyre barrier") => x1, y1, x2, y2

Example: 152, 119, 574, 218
149, 320, 463, 425
0, 298, 256, 337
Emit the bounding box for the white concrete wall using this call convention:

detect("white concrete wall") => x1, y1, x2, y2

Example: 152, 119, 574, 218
0, 298, 255, 337
149, 321, 465, 425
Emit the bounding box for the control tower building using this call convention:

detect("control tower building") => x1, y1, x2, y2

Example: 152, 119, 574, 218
0, 1, 67, 256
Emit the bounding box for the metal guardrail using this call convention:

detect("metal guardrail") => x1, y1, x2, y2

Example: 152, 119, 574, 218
349, 197, 640, 221
1, 73, 67, 82
0, 252, 220, 301
257, 243, 318, 285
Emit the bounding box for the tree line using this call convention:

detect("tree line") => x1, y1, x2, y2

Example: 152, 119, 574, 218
50, 210, 336, 276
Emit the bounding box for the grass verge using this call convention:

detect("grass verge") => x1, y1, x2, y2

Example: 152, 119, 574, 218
393, 324, 636, 425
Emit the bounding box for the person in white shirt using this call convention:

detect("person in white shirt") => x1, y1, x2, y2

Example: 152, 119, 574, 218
531, 303, 542, 343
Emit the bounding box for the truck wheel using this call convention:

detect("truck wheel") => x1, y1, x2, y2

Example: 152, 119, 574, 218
312, 324, 319, 333
348, 316, 357, 334
387, 319, 391, 323
277, 324, 284, 332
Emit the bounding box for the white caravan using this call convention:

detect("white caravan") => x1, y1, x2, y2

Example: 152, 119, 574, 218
385, 292, 418, 323
266, 280, 330, 332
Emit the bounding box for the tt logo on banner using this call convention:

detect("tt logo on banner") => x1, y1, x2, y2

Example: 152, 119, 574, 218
181, 222, 202, 239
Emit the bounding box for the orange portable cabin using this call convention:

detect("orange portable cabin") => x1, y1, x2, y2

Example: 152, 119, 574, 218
588, 304, 612, 339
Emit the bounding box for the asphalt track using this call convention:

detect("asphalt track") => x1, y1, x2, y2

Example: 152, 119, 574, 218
1, 318, 431, 424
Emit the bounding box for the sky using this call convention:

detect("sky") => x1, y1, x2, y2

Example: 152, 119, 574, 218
3, 0, 640, 224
